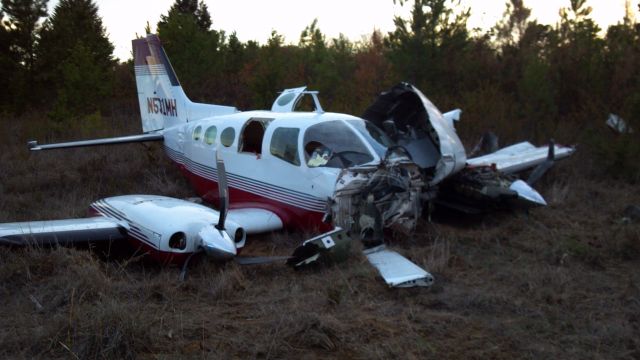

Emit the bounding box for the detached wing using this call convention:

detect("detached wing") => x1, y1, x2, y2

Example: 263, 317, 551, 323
466, 142, 574, 174
0, 217, 127, 246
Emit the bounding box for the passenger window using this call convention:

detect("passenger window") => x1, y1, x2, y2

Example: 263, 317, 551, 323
270, 127, 300, 166
220, 127, 235, 147
303, 120, 373, 168
193, 126, 203, 141
239, 118, 272, 154
204, 126, 217, 145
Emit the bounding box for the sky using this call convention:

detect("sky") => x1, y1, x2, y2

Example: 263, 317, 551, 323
46, 0, 639, 61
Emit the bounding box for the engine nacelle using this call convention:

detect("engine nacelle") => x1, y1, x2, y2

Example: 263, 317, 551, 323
91, 195, 239, 258
225, 220, 246, 249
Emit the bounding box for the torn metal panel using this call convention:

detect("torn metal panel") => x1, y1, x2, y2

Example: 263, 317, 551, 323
329, 159, 425, 237
362, 83, 467, 185
436, 166, 547, 212
442, 109, 462, 129
364, 245, 434, 287
466, 142, 575, 174
287, 227, 352, 267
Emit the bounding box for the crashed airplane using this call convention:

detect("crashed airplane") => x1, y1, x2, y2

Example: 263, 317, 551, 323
0, 34, 574, 288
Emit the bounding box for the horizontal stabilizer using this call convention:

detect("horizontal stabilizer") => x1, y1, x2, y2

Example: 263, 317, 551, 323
364, 245, 434, 287
0, 217, 127, 246
28, 133, 164, 151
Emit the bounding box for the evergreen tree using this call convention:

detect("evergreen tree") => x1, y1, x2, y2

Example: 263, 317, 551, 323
159, 0, 211, 31
493, 0, 531, 48
386, 0, 470, 95
157, 0, 223, 102
1, 0, 47, 111
1, 0, 47, 71
36, 0, 115, 120
553, 0, 605, 117
605, 16, 640, 121
353, 30, 393, 113
247, 30, 288, 108
0, 9, 15, 109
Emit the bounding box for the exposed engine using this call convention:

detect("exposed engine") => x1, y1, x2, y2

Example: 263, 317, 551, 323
329, 157, 424, 242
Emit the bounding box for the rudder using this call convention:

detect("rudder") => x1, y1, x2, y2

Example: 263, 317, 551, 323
133, 34, 236, 133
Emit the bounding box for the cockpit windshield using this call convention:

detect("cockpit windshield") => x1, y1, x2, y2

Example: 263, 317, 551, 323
303, 120, 374, 168
346, 119, 394, 158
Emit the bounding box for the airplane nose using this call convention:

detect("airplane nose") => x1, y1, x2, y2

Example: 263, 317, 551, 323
198, 226, 237, 260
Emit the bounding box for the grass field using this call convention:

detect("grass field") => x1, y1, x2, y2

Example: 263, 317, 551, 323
1, 113, 639, 359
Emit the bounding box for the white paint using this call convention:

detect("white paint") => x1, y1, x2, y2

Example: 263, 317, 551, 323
364, 244, 434, 287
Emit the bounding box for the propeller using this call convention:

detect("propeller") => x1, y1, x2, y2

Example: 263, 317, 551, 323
215, 149, 229, 231
193, 149, 236, 261
527, 139, 555, 186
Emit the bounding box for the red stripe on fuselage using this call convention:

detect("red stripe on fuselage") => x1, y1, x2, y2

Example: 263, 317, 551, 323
174, 162, 330, 232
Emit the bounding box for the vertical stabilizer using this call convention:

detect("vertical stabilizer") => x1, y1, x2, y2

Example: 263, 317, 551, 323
133, 34, 236, 133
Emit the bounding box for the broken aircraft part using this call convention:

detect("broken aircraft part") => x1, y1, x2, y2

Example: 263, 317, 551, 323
288, 229, 434, 288
288, 227, 352, 267
606, 113, 633, 134
362, 82, 467, 185
442, 109, 462, 129
329, 157, 425, 237
364, 244, 434, 288
466, 141, 574, 174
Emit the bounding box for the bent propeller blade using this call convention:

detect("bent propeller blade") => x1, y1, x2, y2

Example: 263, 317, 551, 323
216, 149, 229, 230
527, 139, 556, 186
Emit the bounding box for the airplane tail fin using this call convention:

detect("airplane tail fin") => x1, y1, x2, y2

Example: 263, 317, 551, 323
132, 34, 236, 133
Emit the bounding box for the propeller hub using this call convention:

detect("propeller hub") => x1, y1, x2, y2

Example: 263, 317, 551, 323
198, 225, 236, 260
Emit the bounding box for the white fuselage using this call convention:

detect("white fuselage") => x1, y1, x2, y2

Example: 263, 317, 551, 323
161, 110, 386, 230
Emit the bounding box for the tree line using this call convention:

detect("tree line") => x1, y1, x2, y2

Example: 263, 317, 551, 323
1, 0, 639, 148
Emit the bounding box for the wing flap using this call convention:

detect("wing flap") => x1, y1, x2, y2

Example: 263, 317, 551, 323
0, 217, 127, 246
364, 245, 434, 287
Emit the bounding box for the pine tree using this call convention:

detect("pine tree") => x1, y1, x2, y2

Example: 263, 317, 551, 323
1, 0, 47, 71
156, 0, 223, 102
0, 9, 15, 109
553, 0, 605, 117
1, 0, 47, 111
36, 0, 115, 120
387, 0, 470, 94
493, 0, 532, 48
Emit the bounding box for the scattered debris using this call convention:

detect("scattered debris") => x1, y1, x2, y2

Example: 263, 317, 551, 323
607, 113, 633, 134
364, 244, 434, 287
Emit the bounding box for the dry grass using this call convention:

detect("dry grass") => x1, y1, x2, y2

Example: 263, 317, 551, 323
1, 114, 639, 359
